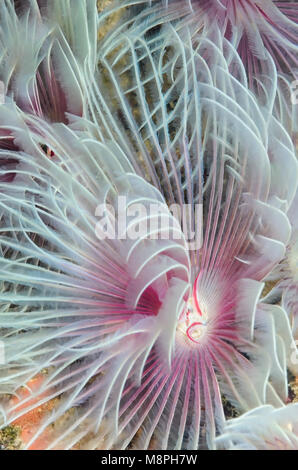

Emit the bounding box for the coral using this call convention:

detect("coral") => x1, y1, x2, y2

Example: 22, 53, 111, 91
0, 425, 21, 450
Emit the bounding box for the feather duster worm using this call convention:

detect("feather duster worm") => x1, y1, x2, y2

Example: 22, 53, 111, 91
216, 403, 298, 449
142, 0, 298, 80
263, 189, 298, 342
0, 0, 97, 123
0, 0, 97, 186
101, 0, 298, 136
0, 0, 297, 450
0, 103, 191, 449
90, 20, 298, 448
